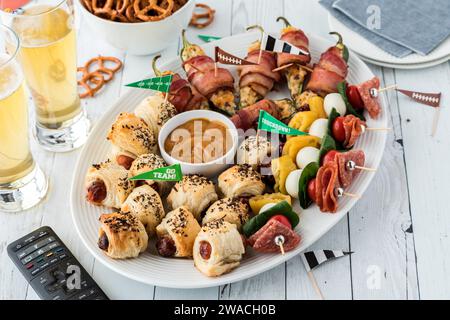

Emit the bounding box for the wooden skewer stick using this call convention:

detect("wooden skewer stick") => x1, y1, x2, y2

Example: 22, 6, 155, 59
274, 235, 285, 255
346, 160, 376, 172
164, 92, 169, 104
272, 63, 313, 73
214, 61, 218, 77
307, 271, 325, 300
378, 84, 398, 93
431, 105, 441, 137
272, 63, 293, 72
335, 187, 361, 199
364, 127, 392, 131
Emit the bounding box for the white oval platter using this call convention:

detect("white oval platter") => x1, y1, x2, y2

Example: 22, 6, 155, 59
71, 32, 388, 289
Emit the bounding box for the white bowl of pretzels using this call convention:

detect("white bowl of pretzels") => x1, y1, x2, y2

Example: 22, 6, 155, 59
78, 0, 195, 55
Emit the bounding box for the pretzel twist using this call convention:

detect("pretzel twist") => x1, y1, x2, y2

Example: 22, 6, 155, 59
189, 3, 215, 29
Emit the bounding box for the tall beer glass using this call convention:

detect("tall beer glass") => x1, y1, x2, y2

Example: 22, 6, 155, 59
0, 24, 48, 212
1, 0, 90, 152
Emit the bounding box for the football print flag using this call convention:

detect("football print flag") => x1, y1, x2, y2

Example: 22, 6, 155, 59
126, 74, 173, 93
215, 47, 257, 66
261, 34, 309, 56
396, 89, 441, 108
301, 250, 352, 272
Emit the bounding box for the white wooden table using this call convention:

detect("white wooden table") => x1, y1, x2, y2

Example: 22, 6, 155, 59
2, 0, 450, 300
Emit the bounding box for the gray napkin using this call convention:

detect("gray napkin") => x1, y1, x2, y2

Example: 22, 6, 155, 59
332, 0, 450, 57
319, 0, 412, 57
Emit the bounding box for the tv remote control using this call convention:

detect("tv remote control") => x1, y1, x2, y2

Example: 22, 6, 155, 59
7, 226, 109, 300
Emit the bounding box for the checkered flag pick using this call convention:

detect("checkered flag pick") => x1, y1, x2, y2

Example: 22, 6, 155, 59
301, 250, 352, 272
126, 74, 173, 93
396, 89, 441, 108
261, 34, 309, 56
215, 47, 257, 66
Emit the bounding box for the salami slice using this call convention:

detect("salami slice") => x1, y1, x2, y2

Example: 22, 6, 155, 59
247, 220, 301, 253
343, 115, 366, 148
336, 150, 365, 188
315, 161, 340, 213
356, 77, 381, 119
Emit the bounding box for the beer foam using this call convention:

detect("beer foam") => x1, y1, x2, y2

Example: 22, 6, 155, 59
0, 54, 22, 100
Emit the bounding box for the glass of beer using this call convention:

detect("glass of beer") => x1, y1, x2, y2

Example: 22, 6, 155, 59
1, 0, 90, 152
0, 24, 48, 212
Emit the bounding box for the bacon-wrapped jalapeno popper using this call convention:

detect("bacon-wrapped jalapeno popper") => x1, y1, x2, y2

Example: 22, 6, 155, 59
305, 32, 349, 96
181, 30, 237, 115
276, 17, 311, 107
238, 26, 281, 109
152, 55, 209, 113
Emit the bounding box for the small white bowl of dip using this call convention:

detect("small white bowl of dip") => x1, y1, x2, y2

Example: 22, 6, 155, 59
158, 110, 239, 178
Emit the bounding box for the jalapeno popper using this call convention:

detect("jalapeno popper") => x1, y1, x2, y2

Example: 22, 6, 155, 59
306, 32, 349, 96
181, 30, 237, 115
276, 17, 311, 107
152, 55, 209, 113
238, 26, 281, 108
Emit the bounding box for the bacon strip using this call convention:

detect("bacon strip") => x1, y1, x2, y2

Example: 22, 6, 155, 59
184, 55, 235, 98
343, 115, 366, 149
168, 74, 208, 113
357, 77, 382, 119
306, 47, 348, 96
277, 30, 311, 67
231, 99, 280, 131
336, 150, 365, 188
315, 161, 340, 213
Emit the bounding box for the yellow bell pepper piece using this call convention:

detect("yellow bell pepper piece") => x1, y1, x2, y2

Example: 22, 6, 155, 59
271, 155, 297, 195
249, 193, 292, 215
287, 111, 318, 140
308, 96, 327, 119
282, 135, 321, 163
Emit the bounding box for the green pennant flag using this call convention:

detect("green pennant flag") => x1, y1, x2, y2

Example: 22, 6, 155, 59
257, 110, 308, 136
129, 164, 182, 182
198, 34, 222, 43
126, 74, 173, 93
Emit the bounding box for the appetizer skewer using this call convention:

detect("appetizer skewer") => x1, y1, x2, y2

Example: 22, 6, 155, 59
275, 17, 312, 107
238, 25, 281, 108
181, 30, 237, 115
306, 32, 348, 96
152, 55, 209, 113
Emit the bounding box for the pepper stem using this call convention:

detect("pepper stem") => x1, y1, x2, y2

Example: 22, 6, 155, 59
246, 24, 265, 34
276, 16, 292, 27
152, 55, 162, 77
329, 31, 344, 50
181, 29, 192, 50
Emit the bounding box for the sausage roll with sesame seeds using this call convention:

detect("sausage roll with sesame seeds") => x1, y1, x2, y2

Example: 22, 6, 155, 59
98, 212, 148, 259
134, 95, 177, 137
85, 160, 134, 209
121, 185, 166, 237
155, 206, 201, 258
218, 164, 265, 198
193, 219, 245, 277
128, 153, 171, 196
202, 198, 250, 232
107, 112, 158, 170
167, 174, 218, 220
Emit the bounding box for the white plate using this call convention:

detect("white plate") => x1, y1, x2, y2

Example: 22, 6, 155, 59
357, 53, 450, 70
70, 32, 388, 289
328, 14, 450, 68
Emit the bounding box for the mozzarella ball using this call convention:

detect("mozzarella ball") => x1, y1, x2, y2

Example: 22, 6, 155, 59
324, 93, 346, 117
285, 169, 303, 199
260, 203, 277, 214
309, 118, 329, 139
296, 146, 320, 169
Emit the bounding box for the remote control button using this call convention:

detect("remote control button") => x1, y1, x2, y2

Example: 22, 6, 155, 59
36, 257, 44, 264
31, 268, 40, 276
23, 235, 36, 245
39, 262, 50, 272
59, 253, 67, 260
12, 243, 24, 252
26, 263, 34, 270
37, 231, 48, 238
